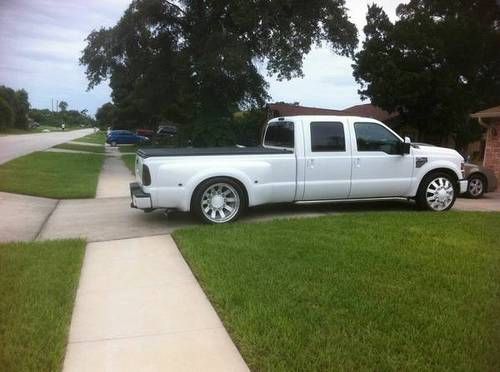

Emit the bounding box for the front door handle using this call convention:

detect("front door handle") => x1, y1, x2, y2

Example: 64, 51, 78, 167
307, 159, 315, 168
354, 157, 361, 168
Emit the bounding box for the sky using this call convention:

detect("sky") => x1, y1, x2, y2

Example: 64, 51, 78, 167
0, 0, 406, 116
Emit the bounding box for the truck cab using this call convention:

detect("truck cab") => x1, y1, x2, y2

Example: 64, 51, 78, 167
131, 116, 468, 223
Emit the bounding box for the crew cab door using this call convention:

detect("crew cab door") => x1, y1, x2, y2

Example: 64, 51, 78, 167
349, 121, 413, 198
302, 120, 352, 200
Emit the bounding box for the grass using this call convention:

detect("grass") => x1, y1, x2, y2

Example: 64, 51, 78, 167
75, 132, 106, 144
121, 154, 136, 174
0, 239, 86, 372
53, 142, 106, 154
0, 151, 104, 198
118, 145, 140, 154
174, 212, 500, 371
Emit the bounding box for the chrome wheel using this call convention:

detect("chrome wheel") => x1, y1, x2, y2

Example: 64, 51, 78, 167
468, 177, 483, 197
201, 183, 240, 223
425, 177, 454, 211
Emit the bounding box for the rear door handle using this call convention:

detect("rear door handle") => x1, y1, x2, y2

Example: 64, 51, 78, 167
354, 157, 361, 168
306, 159, 315, 168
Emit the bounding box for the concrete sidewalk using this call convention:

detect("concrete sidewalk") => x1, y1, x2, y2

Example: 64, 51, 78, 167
63, 235, 248, 372
0, 192, 58, 242
96, 155, 135, 198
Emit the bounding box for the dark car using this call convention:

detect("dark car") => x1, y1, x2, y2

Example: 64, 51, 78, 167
464, 163, 498, 198
106, 130, 150, 146
136, 128, 155, 137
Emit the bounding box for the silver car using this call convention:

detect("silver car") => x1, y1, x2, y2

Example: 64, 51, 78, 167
464, 163, 498, 198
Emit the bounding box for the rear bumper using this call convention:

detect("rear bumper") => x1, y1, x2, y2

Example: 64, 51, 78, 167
458, 179, 468, 194
130, 182, 152, 209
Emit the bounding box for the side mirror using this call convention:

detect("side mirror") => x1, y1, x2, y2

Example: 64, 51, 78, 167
400, 137, 411, 155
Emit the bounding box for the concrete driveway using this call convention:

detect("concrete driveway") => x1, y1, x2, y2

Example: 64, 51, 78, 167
2, 191, 499, 244
454, 192, 500, 211
0, 128, 93, 164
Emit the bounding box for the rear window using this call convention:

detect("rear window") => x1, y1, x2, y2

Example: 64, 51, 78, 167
310, 122, 345, 152
264, 121, 294, 149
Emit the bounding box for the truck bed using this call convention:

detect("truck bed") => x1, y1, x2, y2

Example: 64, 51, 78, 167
137, 146, 292, 158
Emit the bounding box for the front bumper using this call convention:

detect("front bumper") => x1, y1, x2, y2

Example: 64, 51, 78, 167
458, 179, 468, 194
130, 182, 152, 209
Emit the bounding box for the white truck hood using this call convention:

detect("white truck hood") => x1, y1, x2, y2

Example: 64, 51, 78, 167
413, 144, 464, 160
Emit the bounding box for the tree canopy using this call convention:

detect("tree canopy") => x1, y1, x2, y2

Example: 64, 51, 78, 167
0, 97, 14, 130
95, 102, 116, 128
0, 86, 30, 130
81, 0, 357, 145
58, 101, 68, 112
352, 0, 500, 147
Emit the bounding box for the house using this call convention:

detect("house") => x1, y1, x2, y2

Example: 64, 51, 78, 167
266, 102, 411, 135
266, 102, 396, 123
471, 106, 500, 181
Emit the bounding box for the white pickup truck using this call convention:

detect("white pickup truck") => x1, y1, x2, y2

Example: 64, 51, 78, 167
130, 115, 468, 223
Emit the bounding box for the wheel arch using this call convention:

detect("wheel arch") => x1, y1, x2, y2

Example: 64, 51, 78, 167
189, 175, 249, 211
417, 168, 459, 192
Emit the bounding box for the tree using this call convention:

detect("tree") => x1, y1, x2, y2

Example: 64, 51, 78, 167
81, 0, 357, 145
95, 102, 116, 128
352, 1, 500, 148
0, 86, 30, 130
0, 96, 14, 129
58, 101, 68, 112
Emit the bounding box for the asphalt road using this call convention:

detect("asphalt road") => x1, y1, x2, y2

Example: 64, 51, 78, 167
0, 128, 94, 165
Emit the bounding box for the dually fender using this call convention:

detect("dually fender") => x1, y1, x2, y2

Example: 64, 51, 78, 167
181, 161, 274, 211
409, 159, 463, 197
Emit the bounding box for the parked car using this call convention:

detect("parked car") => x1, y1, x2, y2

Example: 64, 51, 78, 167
464, 163, 497, 198
130, 115, 468, 223
106, 130, 150, 146
136, 128, 155, 137
157, 125, 177, 137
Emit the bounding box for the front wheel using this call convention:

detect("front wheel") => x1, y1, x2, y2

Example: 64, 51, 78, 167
416, 172, 457, 211
466, 175, 485, 199
192, 178, 245, 224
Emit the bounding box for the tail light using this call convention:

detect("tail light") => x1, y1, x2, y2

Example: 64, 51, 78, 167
460, 162, 465, 178
142, 164, 151, 186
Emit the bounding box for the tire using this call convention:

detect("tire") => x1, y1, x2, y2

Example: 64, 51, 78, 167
191, 177, 246, 224
416, 172, 457, 211
466, 174, 485, 199
111, 141, 117, 147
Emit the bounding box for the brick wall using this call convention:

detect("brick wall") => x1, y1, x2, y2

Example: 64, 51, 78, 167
483, 120, 500, 188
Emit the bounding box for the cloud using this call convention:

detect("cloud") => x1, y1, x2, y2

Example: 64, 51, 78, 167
0, 0, 407, 115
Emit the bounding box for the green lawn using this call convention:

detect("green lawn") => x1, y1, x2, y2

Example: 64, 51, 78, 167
174, 212, 500, 371
0, 239, 85, 372
121, 154, 136, 174
53, 142, 106, 154
0, 152, 104, 198
118, 145, 139, 154
75, 132, 106, 144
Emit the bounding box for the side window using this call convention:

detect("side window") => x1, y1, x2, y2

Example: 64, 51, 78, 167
264, 121, 294, 149
310, 122, 345, 152
354, 122, 401, 154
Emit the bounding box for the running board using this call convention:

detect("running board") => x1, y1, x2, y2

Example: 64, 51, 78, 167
295, 197, 411, 205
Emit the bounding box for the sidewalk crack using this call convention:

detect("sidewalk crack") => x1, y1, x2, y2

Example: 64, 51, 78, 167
35, 199, 60, 240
